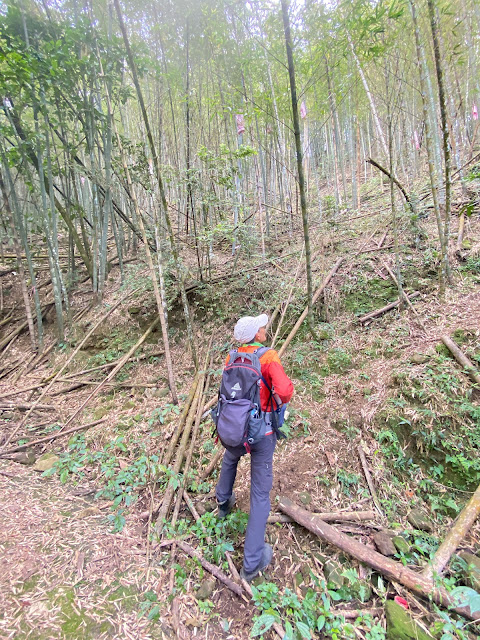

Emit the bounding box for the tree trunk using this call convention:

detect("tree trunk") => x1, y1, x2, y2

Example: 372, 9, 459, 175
281, 0, 318, 342
427, 0, 453, 285
114, 0, 198, 369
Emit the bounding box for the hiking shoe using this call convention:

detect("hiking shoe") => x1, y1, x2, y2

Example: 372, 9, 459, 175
240, 544, 273, 582
217, 492, 235, 518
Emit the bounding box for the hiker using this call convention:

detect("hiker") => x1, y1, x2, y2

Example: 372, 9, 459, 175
215, 313, 294, 582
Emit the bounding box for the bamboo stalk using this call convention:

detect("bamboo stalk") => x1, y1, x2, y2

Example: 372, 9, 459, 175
60, 350, 164, 380
366, 158, 416, 215
456, 212, 465, 257
0, 403, 54, 411
441, 335, 480, 386
174, 540, 243, 597
156, 370, 205, 528
198, 447, 224, 482
1, 295, 133, 450
381, 260, 418, 315
423, 482, 480, 581
161, 374, 200, 469
271, 243, 305, 349
0, 303, 53, 352
357, 446, 384, 518
357, 292, 420, 323
0, 418, 107, 456
114, 0, 198, 370
278, 258, 344, 357
332, 608, 383, 619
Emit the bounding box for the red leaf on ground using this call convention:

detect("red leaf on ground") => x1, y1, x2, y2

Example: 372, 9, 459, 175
394, 596, 409, 610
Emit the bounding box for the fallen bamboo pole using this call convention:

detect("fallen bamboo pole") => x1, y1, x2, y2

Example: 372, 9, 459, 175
271, 243, 305, 349
60, 317, 160, 432
0, 403, 55, 411
357, 446, 384, 518
156, 370, 205, 528
381, 260, 418, 316
164, 539, 243, 597
278, 496, 479, 621
1, 295, 133, 450
357, 292, 420, 324
161, 536, 284, 638
441, 335, 480, 386
161, 374, 200, 469
169, 375, 207, 532
51, 379, 160, 395
60, 350, 164, 380
0, 303, 53, 352
268, 510, 376, 524
198, 447, 223, 481
278, 258, 344, 357
456, 211, 466, 257
422, 482, 480, 581
0, 419, 107, 456
332, 607, 383, 620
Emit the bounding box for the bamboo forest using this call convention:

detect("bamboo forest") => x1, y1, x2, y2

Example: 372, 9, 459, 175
1, 0, 480, 637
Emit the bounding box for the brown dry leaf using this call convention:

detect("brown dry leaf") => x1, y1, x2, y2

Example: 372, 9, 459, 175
325, 451, 336, 467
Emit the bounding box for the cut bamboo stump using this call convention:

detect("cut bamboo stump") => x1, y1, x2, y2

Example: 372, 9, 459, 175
441, 335, 480, 386
278, 496, 479, 621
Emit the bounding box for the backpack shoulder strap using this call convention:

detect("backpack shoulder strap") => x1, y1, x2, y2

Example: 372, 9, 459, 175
255, 347, 272, 393
226, 349, 238, 365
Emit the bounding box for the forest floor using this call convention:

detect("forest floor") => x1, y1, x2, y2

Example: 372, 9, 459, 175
1, 189, 480, 639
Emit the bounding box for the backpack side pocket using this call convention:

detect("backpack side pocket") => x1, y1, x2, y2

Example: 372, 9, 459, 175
247, 410, 268, 445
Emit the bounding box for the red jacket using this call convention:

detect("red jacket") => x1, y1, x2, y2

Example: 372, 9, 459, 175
226, 345, 294, 412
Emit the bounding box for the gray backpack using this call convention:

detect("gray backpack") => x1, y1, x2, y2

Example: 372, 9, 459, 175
211, 347, 272, 451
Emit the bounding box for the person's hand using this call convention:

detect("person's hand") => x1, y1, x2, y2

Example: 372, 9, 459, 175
273, 392, 283, 409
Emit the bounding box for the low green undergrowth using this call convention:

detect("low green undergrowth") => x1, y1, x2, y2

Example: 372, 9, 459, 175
250, 574, 385, 640
43, 431, 176, 532
378, 347, 480, 492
